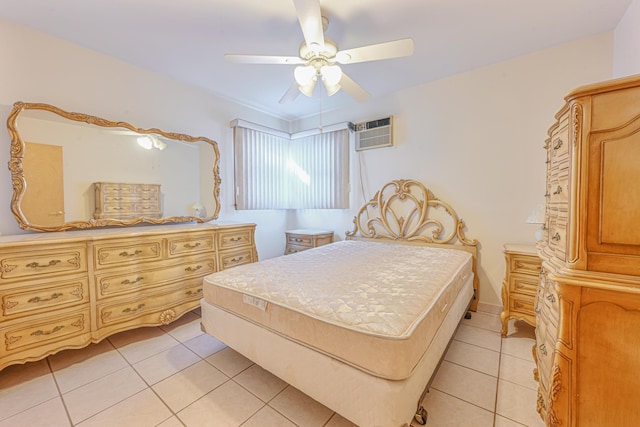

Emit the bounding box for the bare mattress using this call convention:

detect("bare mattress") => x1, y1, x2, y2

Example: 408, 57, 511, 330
202, 240, 473, 381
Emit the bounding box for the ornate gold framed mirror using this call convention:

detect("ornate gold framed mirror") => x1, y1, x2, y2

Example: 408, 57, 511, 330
7, 102, 221, 231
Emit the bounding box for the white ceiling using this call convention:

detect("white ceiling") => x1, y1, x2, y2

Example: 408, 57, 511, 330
0, 0, 631, 121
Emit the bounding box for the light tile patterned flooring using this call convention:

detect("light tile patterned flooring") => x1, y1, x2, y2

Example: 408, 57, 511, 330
0, 307, 544, 427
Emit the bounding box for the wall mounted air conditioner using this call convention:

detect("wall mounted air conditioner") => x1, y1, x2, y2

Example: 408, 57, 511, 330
353, 116, 393, 151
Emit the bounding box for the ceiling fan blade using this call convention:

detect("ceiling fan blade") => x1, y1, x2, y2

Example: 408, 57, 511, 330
280, 81, 301, 104
292, 0, 325, 51
339, 72, 370, 102
225, 54, 304, 65
336, 38, 414, 65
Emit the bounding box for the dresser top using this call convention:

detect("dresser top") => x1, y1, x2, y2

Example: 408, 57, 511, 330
0, 222, 255, 245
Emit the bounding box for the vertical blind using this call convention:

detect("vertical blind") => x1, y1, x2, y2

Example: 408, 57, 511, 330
234, 125, 349, 210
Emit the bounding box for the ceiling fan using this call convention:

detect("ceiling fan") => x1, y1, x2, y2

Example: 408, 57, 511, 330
224, 0, 414, 104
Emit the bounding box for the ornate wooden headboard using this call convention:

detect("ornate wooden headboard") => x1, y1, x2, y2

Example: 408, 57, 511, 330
346, 179, 479, 310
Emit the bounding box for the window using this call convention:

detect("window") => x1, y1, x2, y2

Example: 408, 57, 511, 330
233, 121, 350, 210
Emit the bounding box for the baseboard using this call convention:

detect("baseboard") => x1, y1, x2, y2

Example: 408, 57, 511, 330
476, 302, 502, 315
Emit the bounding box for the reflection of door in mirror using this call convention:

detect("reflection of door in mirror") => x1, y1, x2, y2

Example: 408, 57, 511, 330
23, 142, 65, 226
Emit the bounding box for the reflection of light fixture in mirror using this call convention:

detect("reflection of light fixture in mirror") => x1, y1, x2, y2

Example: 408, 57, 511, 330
137, 136, 167, 151
295, 63, 342, 97
192, 202, 205, 219
526, 204, 546, 240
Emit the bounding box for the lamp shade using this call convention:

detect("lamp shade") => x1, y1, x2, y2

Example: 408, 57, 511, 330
525, 204, 545, 224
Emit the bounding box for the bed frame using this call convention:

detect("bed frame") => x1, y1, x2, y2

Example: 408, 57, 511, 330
201, 179, 479, 426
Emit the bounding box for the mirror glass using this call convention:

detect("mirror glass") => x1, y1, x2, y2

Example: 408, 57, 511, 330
7, 102, 220, 231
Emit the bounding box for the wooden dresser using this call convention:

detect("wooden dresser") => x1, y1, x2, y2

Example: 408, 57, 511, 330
535, 75, 640, 426
500, 244, 541, 337
0, 223, 257, 371
94, 182, 162, 220
284, 229, 334, 255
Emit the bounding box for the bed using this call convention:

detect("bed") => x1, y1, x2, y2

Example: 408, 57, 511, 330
200, 179, 479, 426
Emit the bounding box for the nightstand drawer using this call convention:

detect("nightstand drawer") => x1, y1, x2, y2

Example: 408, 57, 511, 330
509, 275, 538, 296
510, 254, 542, 276
284, 229, 334, 255
510, 293, 535, 314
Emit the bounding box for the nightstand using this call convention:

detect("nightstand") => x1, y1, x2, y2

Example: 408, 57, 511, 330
500, 244, 542, 337
285, 229, 334, 255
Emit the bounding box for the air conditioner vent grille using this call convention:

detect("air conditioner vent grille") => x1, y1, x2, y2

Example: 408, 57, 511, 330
354, 116, 393, 151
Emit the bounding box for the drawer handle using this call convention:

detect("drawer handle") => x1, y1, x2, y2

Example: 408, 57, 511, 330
294, 238, 303, 242
183, 243, 201, 249
228, 237, 243, 242
121, 276, 144, 285
119, 250, 143, 257
112, 197, 123, 201
553, 139, 563, 150
185, 265, 203, 272
544, 192, 550, 198
230, 256, 244, 263
31, 325, 64, 336
535, 303, 541, 314
553, 186, 563, 195
186, 288, 203, 296
552, 233, 561, 242
539, 343, 548, 356
28, 293, 63, 303
112, 207, 124, 211
546, 293, 556, 303
122, 303, 145, 314
26, 260, 61, 269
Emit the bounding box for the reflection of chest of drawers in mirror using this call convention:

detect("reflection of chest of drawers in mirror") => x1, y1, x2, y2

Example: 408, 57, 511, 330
0, 223, 257, 371
94, 182, 162, 220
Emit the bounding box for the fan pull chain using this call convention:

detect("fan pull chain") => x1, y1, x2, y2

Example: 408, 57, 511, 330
318, 80, 323, 133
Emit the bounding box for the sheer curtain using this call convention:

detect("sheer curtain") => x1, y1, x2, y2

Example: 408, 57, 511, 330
233, 123, 349, 210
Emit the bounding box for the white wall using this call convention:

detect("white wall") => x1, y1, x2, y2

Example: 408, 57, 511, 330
614, 0, 640, 77
0, 18, 615, 307
292, 33, 613, 307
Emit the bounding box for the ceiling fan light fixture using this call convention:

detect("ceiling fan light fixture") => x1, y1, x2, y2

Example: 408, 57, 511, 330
294, 65, 316, 86
320, 64, 342, 86
298, 78, 317, 97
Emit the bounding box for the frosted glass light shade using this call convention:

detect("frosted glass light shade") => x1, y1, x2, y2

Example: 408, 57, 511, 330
294, 66, 316, 85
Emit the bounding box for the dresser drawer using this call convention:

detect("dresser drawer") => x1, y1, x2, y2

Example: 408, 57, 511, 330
219, 248, 254, 270
0, 246, 87, 283
168, 233, 215, 257
1, 278, 89, 321
2, 308, 91, 352
133, 184, 160, 196
99, 183, 135, 194
100, 203, 136, 215
549, 125, 569, 166
95, 257, 216, 299
93, 239, 163, 269
97, 280, 203, 327
543, 278, 560, 324
549, 172, 569, 206
218, 228, 253, 250
548, 218, 567, 260
133, 204, 162, 216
